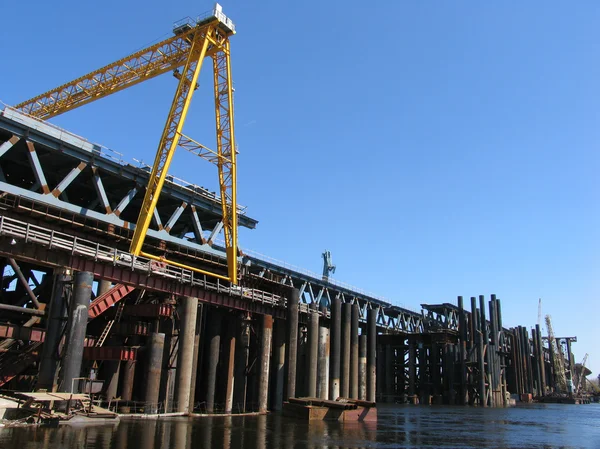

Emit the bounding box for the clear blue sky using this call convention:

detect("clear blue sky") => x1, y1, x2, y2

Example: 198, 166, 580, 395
1, 1, 598, 376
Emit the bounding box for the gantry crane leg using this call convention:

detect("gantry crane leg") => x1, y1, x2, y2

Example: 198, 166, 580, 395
213, 39, 238, 283
129, 27, 219, 267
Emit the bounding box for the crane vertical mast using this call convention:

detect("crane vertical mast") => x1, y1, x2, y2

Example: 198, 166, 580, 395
545, 315, 567, 393
212, 38, 238, 282
14, 4, 240, 283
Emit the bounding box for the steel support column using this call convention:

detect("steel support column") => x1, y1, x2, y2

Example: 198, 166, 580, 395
273, 318, 286, 411
317, 325, 329, 400
286, 289, 299, 400
341, 302, 351, 398
97, 279, 112, 296
367, 308, 377, 402
119, 360, 136, 413
175, 296, 198, 413
329, 295, 341, 400
233, 313, 250, 412
307, 310, 319, 398
359, 334, 367, 401
59, 271, 92, 393
145, 332, 165, 414
188, 303, 203, 412
258, 315, 273, 413
37, 270, 70, 391
350, 303, 359, 399
223, 314, 237, 414
206, 308, 222, 413
103, 361, 121, 400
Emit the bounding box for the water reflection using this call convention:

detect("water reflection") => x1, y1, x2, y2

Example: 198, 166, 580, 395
1, 404, 599, 449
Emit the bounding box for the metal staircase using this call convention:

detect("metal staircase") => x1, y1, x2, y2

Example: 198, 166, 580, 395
88, 284, 134, 319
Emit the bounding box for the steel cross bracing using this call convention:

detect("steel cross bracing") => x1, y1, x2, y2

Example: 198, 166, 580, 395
249, 260, 425, 333
421, 303, 460, 331
0, 112, 427, 332
0, 214, 431, 332
0, 110, 255, 261
12, 5, 239, 284
0, 214, 284, 308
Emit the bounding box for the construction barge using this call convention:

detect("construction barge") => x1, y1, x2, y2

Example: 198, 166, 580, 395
283, 397, 376, 422
0, 392, 118, 426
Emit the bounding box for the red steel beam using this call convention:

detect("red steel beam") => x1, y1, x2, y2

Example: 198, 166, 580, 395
111, 321, 149, 336
102, 303, 174, 319
0, 239, 287, 319
0, 324, 45, 342
88, 283, 135, 319
0, 323, 97, 346
83, 346, 138, 361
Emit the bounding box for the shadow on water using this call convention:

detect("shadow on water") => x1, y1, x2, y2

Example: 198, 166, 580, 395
1, 403, 599, 449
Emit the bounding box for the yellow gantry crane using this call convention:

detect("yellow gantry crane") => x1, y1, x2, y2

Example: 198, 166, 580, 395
14, 4, 239, 283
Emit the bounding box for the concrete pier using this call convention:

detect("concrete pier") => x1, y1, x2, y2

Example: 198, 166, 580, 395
175, 296, 198, 413
103, 361, 120, 400
188, 303, 203, 412
286, 289, 299, 400
367, 307, 377, 402
206, 308, 222, 414
350, 303, 359, 399
329, 295, 341, 400
223, 315, 237, 414
59, 271, 92, 393
234, 313, 251, 412
273, 318, 286, 411
307, 310, 319, 398
258, 315, 273, 413
119, 360, 135, 413
341, 302, 351, 398
359, 334, 367, 400
145, 332, 165, 413
3, 257, 561, 414
317, 325, 330, 400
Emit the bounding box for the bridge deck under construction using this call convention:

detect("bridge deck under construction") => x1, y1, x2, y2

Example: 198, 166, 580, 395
0, 108, 579, 414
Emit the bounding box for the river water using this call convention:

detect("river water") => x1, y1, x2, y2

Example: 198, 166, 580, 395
1, 404, 599, 449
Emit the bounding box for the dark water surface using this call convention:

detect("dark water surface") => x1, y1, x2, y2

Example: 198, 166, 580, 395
1, 404, 599, 449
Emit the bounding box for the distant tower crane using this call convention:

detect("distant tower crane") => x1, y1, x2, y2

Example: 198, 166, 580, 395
322, 250, 336, 282
575, 353, 589, 395
545, 314, 567, 393
13, 4, 240, 283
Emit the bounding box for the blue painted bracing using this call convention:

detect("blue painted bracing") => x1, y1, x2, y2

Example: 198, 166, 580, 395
0, 108, 257, 258
0, 108, 429, 331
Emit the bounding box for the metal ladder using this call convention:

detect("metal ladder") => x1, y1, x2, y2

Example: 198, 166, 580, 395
95, 301, 126, 348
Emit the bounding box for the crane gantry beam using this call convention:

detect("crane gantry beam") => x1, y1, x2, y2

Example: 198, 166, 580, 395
14, 5, 239, 283
15, 31, 195, 119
